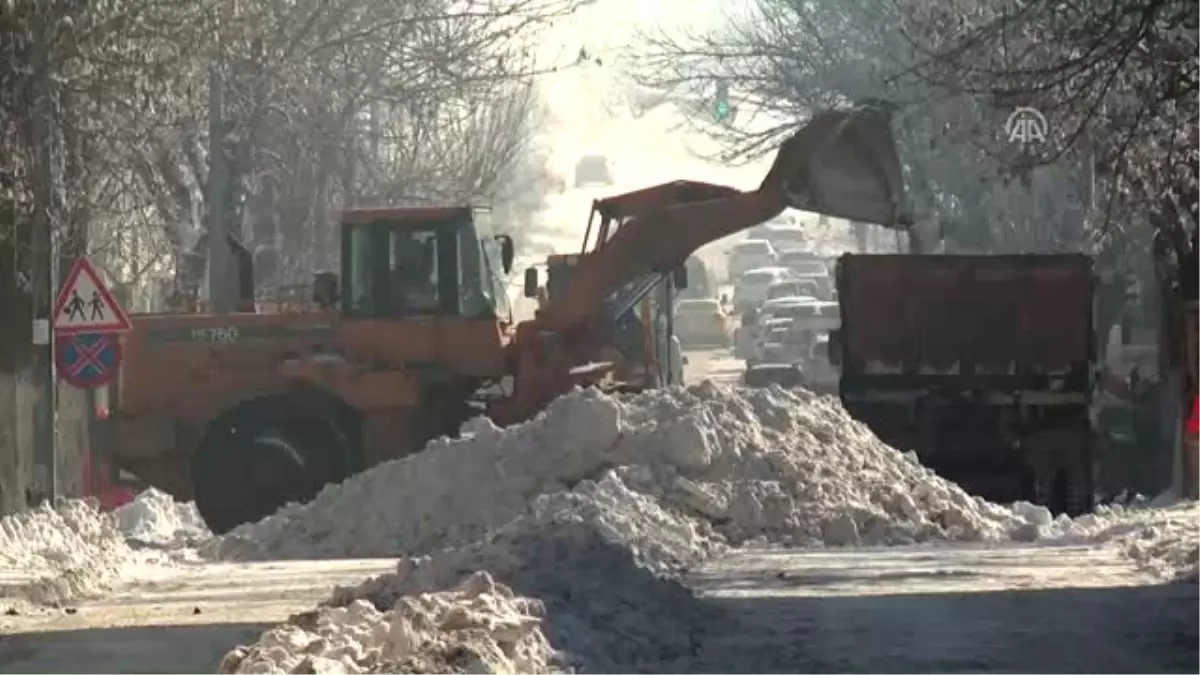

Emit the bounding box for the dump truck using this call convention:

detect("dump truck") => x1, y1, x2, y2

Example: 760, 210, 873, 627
831, 253, 1097, 514
98, 107, 911, 533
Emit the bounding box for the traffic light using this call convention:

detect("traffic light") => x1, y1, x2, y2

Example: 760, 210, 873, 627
714, 82, 730, 122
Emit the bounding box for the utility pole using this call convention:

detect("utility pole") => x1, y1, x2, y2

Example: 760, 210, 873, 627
207, 4, 230, 314
30, 0, 58, 500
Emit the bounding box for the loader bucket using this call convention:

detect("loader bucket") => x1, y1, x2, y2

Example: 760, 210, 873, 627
761, 107, 911, 229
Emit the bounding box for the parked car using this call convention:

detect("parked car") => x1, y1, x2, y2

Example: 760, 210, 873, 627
674, 298, 733, 348
574, 155, 613, 187
728, 239, 778, 280
732, 266, 793, 312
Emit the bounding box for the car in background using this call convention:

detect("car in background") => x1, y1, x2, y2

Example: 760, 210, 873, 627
762, 298, 840, 333
761, 225, 808, 253
574, 155, 614, 187
758, 320, 801, 364
760, 296, 819, 321
765, 279, 821, 303
802, 334, 839, 393
779, 250, 833, 298
742, 362, 804, 388
678, 255, 717, 301
728, 239, 778, 280
674, 298, 733, 348
732, 266, 793, 312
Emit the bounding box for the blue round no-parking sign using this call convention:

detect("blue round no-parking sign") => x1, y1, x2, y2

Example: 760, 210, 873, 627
55, 332, 122, 389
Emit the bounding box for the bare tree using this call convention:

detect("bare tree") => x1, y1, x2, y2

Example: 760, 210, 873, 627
629, 0, 1127, 254
895, 0, 1197, 249
3, 0, 584, 299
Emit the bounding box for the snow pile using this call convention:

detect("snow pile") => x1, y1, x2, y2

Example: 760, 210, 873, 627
211, 384, 1042, 564
224, 488, 718, 673
1067, 500, 1199, 582
0, 499, 131, 604
114, 488, 210, 549
219, 571, 560, 675
214, 383, 1063, 672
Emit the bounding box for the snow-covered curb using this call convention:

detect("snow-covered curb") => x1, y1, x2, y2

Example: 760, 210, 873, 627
0, 499, 131, 605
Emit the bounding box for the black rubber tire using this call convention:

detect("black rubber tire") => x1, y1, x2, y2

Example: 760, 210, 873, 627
192, 423, 255, 535
193, 402, 351, 534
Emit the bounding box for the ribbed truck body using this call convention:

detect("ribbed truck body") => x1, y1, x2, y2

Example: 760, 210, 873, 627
834, 253, 1097, 513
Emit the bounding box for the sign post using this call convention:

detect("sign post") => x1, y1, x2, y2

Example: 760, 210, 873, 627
50, 257, 131, 503
52, 257, 131, 391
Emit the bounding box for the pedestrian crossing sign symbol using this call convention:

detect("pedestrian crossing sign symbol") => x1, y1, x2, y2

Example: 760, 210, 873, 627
52, 257, 132, 335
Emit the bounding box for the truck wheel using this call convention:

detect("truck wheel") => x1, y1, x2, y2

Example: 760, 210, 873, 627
193, 402, 350, 534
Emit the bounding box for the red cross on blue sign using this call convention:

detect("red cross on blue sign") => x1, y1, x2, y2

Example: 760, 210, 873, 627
55, 332, 123, 389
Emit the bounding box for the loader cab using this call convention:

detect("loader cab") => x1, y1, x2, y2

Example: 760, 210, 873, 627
340, 206, 514, 320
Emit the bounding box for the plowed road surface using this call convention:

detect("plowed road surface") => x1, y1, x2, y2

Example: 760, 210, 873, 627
2, 544, 1195, 673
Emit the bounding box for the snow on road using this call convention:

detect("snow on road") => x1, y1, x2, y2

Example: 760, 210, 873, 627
3, 385, 1195, 674
2, 538, 1195, 673
0, 559, 397, 674
683, 348, 744, 386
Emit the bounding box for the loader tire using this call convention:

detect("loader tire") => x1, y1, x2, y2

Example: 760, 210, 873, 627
193, 400, 350, 534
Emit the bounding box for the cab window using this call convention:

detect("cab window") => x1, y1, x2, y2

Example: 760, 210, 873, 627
343, 222, 443, 317
388, 229, 440, 313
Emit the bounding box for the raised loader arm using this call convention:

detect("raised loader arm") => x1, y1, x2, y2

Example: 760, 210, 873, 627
538, 107, 909, 332
489, 106, 909, 425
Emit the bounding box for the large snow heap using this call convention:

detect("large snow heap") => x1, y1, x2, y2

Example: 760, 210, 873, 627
217, 383, 1125, 674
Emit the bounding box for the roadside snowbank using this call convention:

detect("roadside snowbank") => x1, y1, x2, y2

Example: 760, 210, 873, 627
114, 487, 210, 549
0, 499, 131, 604
1068, 500, 1199, 582
213, 384, 1068, 673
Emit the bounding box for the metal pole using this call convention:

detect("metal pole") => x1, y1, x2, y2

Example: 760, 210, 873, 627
30, 0, 57, 500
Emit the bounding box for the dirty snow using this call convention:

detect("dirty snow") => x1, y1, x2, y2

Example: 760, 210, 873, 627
209, 384, 1047, 564
0, 488, 210, 606
114, 487, 211, 549
219, 571, 560, 675
0, 499, 132, 604
3, 385, 1191, 672
1067, 500, 1199, 582
213, 383, 1198, 673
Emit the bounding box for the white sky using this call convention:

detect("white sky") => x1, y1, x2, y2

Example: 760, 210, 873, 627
517, 0, 854, 257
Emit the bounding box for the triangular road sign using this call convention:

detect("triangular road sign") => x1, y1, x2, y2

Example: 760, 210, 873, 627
52, 257, 132, 335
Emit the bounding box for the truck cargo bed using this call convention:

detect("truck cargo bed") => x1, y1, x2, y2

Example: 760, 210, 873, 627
834, 253, 1096, 514
837, 253, 1094, 385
